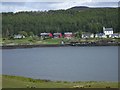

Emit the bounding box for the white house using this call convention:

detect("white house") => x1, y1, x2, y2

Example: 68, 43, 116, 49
95, 33, 107, 38
82, 33, 94, 39
103, 27, 113, 36
14, 34, 25, 39
109, 33, 120, 38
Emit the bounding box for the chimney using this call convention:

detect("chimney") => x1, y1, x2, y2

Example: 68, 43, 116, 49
103, 27, 105, 31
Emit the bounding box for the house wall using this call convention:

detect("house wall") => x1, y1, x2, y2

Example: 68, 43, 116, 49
14, 35, 25, 39
64, 34, 73, 39
104, 31, 113, 35
90, 34, 94, 38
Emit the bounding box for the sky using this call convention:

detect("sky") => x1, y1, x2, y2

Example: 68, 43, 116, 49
0, 0, 120, 12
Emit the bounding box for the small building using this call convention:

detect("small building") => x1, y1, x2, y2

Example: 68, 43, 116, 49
95, 33, 107, 38
103, 27, 113, 36
40, 33, 53, 39
61, 40, 64, 45
109, 33, 120, 38
14, 34, 25, 39
64, 32, 73, 39
82, 33, 94, 39
53, 33, 62, 38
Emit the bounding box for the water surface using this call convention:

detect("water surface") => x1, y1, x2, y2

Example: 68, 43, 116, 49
2, 46, 118, 81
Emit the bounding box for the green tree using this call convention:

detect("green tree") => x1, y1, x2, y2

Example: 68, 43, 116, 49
75, 31, 82, 38
18, 31, 28, 37
28, 31, 34, 37
2, 8, 119, 38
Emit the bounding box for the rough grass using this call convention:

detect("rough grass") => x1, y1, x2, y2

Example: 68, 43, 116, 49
2, 37, 120, 45
0, 75, 2, 89
2, 37, 65, 45
2, 75, 118, 88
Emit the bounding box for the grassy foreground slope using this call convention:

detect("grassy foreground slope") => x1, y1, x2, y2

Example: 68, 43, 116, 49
0, 75, 2, 89
2, 75, 118, 88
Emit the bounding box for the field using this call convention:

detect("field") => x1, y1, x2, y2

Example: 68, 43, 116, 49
2, 37, 120, 46
2, 75, 118, 88
2, 37, 68, 45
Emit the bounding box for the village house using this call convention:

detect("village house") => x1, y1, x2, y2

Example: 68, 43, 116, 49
64, 32, 73, 39
103, 27, 113, 37
95, 33, 107, 38
81, 33, 94, 39
14, 34, 25, 39
40, 33, 53, 39
53, 33, 62, 38
109, 33, 120, 38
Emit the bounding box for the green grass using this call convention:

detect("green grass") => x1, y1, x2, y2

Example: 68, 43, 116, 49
2, 37, 69, 45
42, 38, 69, 44
0, 75, 2, 89
2, 37, 120, 46
2, 75, 118, 88
2, 37, 37, 45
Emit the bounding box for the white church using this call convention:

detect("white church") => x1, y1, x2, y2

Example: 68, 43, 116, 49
103, 27, 113, 36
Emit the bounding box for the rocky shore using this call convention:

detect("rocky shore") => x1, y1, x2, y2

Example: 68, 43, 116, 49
1, 42, 119, 49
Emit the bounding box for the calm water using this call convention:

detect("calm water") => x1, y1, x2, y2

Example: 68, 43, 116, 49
2, 46, 118, 81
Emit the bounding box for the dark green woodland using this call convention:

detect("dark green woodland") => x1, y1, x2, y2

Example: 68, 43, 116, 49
2, 7, 119, 37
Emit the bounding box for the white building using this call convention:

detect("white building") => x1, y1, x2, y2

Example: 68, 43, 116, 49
95, 33, 107, 38
103, 27, 113, 36
109, 33, 120, 38
14, 34, 25, 39
82, 33, 94, 39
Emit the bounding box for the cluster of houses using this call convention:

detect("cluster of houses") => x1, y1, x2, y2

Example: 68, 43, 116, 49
40, 32, 73, 39
82, 27, 120, 39
14, 27, 120, 39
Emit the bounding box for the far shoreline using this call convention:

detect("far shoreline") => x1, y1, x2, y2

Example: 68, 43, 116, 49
1, 43, 119, 49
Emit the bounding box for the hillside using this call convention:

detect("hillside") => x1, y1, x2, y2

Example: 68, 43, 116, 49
68, 6, 89, 11
2, 7, 119, 37
2, 75, 118, 88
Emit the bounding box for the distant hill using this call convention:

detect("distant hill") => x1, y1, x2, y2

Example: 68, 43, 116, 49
68, 6, 89, 11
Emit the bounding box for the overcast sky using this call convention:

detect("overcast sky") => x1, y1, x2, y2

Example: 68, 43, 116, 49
0, 0, 119, 12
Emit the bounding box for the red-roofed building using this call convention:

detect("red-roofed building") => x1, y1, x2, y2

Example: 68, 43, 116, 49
49, 33, 53, 37
53, 33, 62, 38
64, 32, 73, 39
40, 33, 53, 39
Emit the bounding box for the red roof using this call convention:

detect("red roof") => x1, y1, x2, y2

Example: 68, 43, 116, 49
49, 33, 53, 37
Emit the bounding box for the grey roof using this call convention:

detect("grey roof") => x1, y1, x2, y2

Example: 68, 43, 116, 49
64, 32, 72, 34
104, 28, 113, 31
40, 33, 50, 35
53, 33, 61, 35
111, 33, 119, 36
14, 34, 23, 36
96, 33, 105, 36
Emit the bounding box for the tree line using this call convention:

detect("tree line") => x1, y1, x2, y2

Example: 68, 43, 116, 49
2, 8, 119, 37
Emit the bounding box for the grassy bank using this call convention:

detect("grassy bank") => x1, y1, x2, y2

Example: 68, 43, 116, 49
2, 37, 120, 46
2, 75, 118, 88
0, 75, 2, 89
2, 37, 68, 45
